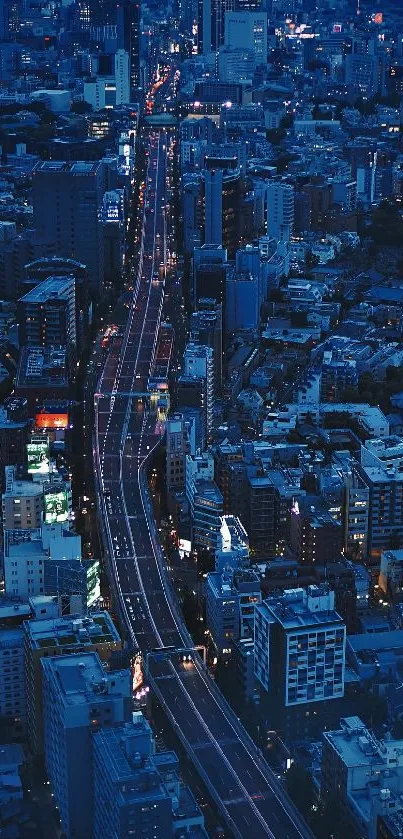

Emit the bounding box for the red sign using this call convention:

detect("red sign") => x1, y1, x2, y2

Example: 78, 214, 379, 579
35, 413, 69, 429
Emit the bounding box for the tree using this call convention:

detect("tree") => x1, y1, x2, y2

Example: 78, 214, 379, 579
369, 200, 403, 247
71, 100, 92, 114
285, 762, 313, 818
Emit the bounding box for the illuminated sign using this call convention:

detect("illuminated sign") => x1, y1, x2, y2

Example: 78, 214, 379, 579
44, 490, 69, 524
333, 23, 342, 33
36, 413, 69, 430
27, 439, 50, 474
87, 560, 101, 608
179, 538, 192, 558
132, 653, 144, 694
372, 12, 382, 23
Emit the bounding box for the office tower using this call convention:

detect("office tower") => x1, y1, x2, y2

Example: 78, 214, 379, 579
192, 244, 229, 307
344, 52, 384, 98
93, 717, 172, 838
32, 161, 106, 296
322, 717, 403, 838
176, 376, 206, 450
246, 474, 279, 553
266, 181, 294, 242
117, 0, 140, 95
102, 189, 126, 284
225, 268, 260, 331
203, 162, 241, 258
2, 465, 44, 531
198, 0, 235, 55
224, 10, 267, 65
191, 480, 224, 549
206, 566, 261, 657
41, 653, 130, 839
23, 256, 90, 353
93, 716, 207, 838
358, 463, 403, 562
290, 496, 343, 564
184, 343, 214, 438
88, 0, 117, 27
166, 414, 188, 491
24, 612, 122, 756
114, 49, 130, 104
190, 298, 223, 392
254, 586, 346, 705
0, 626, 25, 740
17, 276, 77, 372
218, 47, 255, 82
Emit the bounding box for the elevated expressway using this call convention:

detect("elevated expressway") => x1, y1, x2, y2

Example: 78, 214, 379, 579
94, 130, 313, 839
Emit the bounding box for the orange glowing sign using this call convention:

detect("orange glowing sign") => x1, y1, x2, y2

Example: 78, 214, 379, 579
372, 12, 382, 23
35, 413, 69, 429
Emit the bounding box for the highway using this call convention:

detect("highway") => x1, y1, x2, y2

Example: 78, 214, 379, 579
94, 129, 313, 839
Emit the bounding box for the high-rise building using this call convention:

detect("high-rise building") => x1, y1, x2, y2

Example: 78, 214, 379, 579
165, 414, 188, 491
322, 717, 403, 838
203, 161, 241, 258
17, 275, 77, 371
117, 0, 140, 94
191, 480, 224, 549
192, 244, 229, 307
0, 627, 25, 740
215, 515, 249, 573
23, 256, 91, 353
184, 343, 214, 438
114, 49, 130, 104
198, 0, 235, 55
206, 566, 261, 657
41, 653, 130, 839
266, 181, 294, 242
254, 586, 346, 705
2, 465, 44, 531
290, 496, 343, 565
93, 717, 171, 838
224, 10, 267, 65
32, 161, 106, 296
88, 0, 117, 27
190, 298, 223, 391
24, 612, 122, 756
358, 463, 403, 561
93, 716, 207, 838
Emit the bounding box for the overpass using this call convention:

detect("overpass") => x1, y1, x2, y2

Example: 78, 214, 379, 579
93, 128, 313, 839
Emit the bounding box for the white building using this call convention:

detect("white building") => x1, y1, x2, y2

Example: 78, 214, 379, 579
322, 717, 403, 839
224, 11, 268, 66
114, 48, 130, 104
319, 403, 389, 438
218, 47, 255, 83
42, 652, 130, 839
183, 343, 214, 437
254, 586, 346, 705
266, 181, 294, 242
4, 523, 81, 599
2, 465, 44, 531
379, 549, 403, 598
215, 515, 249, 573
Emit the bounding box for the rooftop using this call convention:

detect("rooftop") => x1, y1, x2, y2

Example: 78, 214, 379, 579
24, 612, 120, 649
19, 275, 74, 304
261, 585, 343, 630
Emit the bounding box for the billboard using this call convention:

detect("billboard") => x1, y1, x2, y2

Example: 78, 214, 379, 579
27, 439, 50, 474
132, 653, 144, 694
86, 560, 101, 608
36, 413, 69, 429
44, 490, 69, 524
